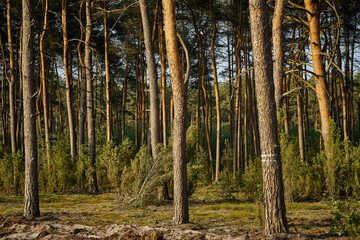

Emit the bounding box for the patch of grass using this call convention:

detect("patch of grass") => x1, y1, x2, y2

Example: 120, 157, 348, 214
1, 187, 360, 237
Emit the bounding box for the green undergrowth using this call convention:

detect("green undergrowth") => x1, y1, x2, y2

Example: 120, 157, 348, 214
1, 185, 359, 237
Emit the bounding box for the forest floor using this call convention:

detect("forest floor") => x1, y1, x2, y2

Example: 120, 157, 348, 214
0, 186, 359, 239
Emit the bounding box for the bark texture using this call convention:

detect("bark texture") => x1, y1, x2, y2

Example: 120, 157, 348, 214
140, 0, 160, 159
272, 0, 285, 110
210, 0, 221, 182
104, 2, 112, 142
85, 0, 98, 193
304, 0, 331, 149
23, 0, 40, 220
249, 0, 288, 234
162, 0, 189, 224
62, 0, 77, 159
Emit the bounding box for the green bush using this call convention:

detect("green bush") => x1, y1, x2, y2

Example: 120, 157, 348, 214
330, 200, 360, 237
120, 145, 169, 205
0, 151, 24, 195
39, 133, 76, 192
97, 139, 136, 188
241, 157, 263, 202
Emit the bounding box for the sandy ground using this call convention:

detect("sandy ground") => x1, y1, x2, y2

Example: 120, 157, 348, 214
0, 215, 325, 240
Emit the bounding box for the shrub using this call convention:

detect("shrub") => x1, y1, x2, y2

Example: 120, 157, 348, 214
0, 151, 24, 195
97, 139, 136, 188
241, 157, 263, 202
39, 133, 76, 192
329, 200, 360, 237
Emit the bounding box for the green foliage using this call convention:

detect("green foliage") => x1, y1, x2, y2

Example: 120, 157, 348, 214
241, 157, 263, 202
280, 133, 323, 201
120, 145, 170, 205
329, 200, 360, 237
39, 133, 76, 192
0, 151, 24, 195
97, 139, 136, 188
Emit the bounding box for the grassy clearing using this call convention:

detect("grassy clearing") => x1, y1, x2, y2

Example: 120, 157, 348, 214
0, 185, 359, 237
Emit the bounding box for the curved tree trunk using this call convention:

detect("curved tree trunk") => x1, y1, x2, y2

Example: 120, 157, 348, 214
40, 0, 50, 164
162, 0, 189, 224
140, 0, 160, 159
249, 0, 288, 234
23, 0, 40, 220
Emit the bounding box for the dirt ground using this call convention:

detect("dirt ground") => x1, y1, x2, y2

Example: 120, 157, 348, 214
1, 190, 356, 239
0, 214, 340, 240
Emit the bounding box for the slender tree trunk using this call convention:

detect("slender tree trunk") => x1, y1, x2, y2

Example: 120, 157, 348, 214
162, 0, 189, 224
297, 88, 305, 163
62, 0, 77, 159
158, 5, 167, 147
17, 29, 23, 153
140, 0, 160, 159
85, 0, 98, 193
249, 0, 288, 234
272, 0, 285, 110
7, 0, 19, 195
23, 0, 40, 219
104, 2, 112, 142
210, 0, 221, 181
190, 9, 213, 169
78, 0, 86, 148
40, 0, 50, 164
304, 0, 331, 150
337, 47, 348, 140
121, 60, 128, 141
7, 0, 17, 155
54, 60, 63, 132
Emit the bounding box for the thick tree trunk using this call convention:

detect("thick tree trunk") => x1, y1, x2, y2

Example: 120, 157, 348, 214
85, 0, 98, 193
62, 0, 77, 159
140, 0, 160, 159
23, 0, 40, 220
162, 0, 189, 224
249, 0, 288, 234
304, 0, 331, 150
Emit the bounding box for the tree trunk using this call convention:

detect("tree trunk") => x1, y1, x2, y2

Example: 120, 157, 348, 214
121, 60, 128, 141
158, 4, 167, 147
104, 2, 112, 142
7, 0, 17, 155
210, 0, 221, 181
23, 0, 40, 219
78, 0, 86, 149
304, 0, 331, 150
85, 0, 98, 193
62, 0, 77, 159
249, 0, 288, 234
162, 0, 189, 224
140, 0, 160, 159
272, 0, 285, 110
40, 0, 50, 164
